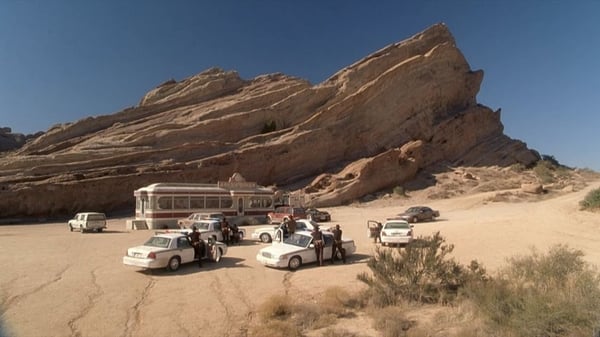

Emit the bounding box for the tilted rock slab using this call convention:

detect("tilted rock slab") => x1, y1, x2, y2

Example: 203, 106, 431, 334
0, 23, 538, 218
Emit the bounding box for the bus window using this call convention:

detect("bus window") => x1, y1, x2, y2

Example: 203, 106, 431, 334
190, 196, 205, 209
206, 196, 219, 209
157, 196, 173, 210
174, 196, 189, 209
221, 197, 233, 208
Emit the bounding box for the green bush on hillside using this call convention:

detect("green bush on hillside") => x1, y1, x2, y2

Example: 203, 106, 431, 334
580, 188, 600, 210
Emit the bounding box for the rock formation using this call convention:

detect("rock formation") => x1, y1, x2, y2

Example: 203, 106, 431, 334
0, 23, 539, 218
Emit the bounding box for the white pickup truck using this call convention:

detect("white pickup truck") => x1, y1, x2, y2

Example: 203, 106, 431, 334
68, 212, 107, 233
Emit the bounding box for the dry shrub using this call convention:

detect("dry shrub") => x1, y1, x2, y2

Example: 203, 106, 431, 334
292, 302, 337, 330
370, 306, 414, 337
320, 327, 362, 337
257, 294, 293, 321
248, 320, 302, 337
465, 245, 600, 337
580, 188, 600, 210
321, 286, 363, 316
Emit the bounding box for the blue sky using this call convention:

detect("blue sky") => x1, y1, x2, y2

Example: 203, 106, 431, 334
1, 1, 598, 170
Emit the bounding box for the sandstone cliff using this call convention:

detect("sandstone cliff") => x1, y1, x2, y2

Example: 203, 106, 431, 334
0, 23, 539, 218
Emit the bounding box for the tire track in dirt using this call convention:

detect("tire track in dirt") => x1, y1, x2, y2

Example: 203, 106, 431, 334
67, 268, 104, 337
209, 270, 257, 337
283, 271, 294, 296
122, 276, 156, 337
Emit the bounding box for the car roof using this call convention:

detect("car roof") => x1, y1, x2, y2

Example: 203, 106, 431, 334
153, 232, 187, 239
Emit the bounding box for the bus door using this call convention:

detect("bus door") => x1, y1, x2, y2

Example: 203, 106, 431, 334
237, 197, 244, 216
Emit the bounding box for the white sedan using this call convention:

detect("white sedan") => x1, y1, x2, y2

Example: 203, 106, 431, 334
256, 230, 356, 270
123, 233, 227, 272
251, 219, 329, 243
380, 219, 413, 246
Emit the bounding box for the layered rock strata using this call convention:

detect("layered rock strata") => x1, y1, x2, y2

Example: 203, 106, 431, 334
0, 23, 538, 218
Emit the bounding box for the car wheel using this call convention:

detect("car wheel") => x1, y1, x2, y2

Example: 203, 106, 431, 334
260, 233, 272, 243
288, 256, 302, 271
167, 256, 181, 271
97, 228, 103, 233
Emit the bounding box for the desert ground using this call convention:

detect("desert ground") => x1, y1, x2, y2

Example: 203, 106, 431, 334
1, 179, 599, 337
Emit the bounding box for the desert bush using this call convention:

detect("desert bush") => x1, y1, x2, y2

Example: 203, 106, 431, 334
257, 294, 293, 321
465, 245, 600, 337
357, 232, 487, 306
320, 328, 362, 337
370, 306, 414, 337
393, 185, 407, 197
533, 160, 557, 184
248, 320, 303, 337
580, 188, 600, 210
261, 120, 277, 134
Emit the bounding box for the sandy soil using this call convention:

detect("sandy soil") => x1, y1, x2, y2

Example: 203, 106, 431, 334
1, 180, 599, 337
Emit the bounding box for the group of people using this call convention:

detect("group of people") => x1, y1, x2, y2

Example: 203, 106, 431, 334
277, 215, 298, 238
311, 223, 346, 266
219, 218, 240, 245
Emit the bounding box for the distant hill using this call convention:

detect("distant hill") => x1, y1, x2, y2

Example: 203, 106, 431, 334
0, 23, 540, 218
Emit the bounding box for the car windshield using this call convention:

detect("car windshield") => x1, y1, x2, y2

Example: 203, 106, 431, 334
144, 236, 171, 248
282, 233, 312, 248
385, 222, 410, 229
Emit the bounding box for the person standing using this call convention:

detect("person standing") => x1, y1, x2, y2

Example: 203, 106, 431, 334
311, 224, 324, 266
221, 219, 231, 245
287, 215, 297, 235
188, 225, 203, 268
331, 224, 346, 264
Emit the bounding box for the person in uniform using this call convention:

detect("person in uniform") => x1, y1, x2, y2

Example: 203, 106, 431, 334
187, 225, 204, 268
287, 215, 297, 235
311, 224, 324, 266
221, 219, 231, 245
331, 224, 346, 264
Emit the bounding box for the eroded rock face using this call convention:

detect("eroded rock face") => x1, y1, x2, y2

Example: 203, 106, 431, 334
0, 23, 539, 218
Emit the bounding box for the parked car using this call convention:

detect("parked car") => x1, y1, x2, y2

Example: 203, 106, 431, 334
305, 208, 331, 222
394, 206, 439, 223
256, 230, 356, 270
123, 232, 227, 272
174, 219, 246, 243
267, 206, 307, 224
251, 219, 328, 243
177, 212, 225, 228
68, 212, 107, 233
378, 219, 414, 247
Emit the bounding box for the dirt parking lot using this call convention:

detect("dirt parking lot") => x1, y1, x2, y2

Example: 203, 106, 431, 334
1, 181, 599, 337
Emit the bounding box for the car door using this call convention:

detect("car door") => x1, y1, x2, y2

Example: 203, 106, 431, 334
322, 235, 334, 260
176, 237, 195, 263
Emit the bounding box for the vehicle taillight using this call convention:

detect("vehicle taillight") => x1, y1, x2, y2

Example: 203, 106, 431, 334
148, 252, 156, 259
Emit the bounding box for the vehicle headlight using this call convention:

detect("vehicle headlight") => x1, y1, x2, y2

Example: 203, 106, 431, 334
277, 254, 289, 260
